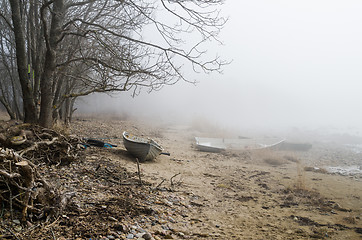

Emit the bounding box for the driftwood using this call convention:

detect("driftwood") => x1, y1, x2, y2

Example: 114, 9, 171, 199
0, 169, 21, 179
0, 123, 82, 223
0, 123, 81, 166
0, 148, 59, 222
19, 137, 59, 157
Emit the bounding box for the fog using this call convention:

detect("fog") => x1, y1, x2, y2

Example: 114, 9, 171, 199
78, 1, 362, 138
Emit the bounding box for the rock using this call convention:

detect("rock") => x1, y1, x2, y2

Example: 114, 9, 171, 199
107, 235, 116, 240
126, 233, 134, 239
137, 227, 146, 233
161, 225, 170, 230
135, 233, 144, 238
113, 224, 128, 233
162, 199, 173, 207
167, 216, 176, 223
142, 233, 153, 240
158, 219, 168, 224
197, 233, 209, 237
164, 234, 173, 239
12, 219, 21, 225
154, 229, 168, 236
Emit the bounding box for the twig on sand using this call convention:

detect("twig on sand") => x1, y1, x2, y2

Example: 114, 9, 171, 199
135, 158, 142, 185
153, 179, 166, 191
170, 173, 181, 188
153, 173, 182, 192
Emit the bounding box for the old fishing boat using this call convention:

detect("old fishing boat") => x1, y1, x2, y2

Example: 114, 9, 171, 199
195, 137, 285, 152
123, 131, 165, 161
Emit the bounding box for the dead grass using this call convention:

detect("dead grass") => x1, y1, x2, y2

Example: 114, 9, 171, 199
283, 163, 333, 209
283, 155, 300, 163
283, 178, 330, 210
53, 120, 71, 135
296, 162, 306, 190
343, 216, 357, 224
252, 149, 289, 166
264, 157, 287, 166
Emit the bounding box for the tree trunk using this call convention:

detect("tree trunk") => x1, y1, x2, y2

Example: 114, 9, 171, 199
9, 0, 38, 123
38, 51, 55, 128
38, 0, 64, 128
68, 97, 76, 124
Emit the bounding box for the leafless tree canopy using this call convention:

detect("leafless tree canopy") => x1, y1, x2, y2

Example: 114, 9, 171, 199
1, 0, 227, 127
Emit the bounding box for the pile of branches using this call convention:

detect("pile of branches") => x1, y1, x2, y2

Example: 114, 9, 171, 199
0, 148, 61, 222
0, 123, 82, 166
0, 121, 82, 223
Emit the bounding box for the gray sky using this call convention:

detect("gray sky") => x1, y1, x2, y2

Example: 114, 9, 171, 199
80, 1, 362, 135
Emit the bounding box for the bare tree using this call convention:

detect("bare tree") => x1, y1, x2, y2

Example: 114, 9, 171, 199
0, 0, 23, 120
3, 0, 227, 127
8, 0, 39, 123
0, 28, 23, 120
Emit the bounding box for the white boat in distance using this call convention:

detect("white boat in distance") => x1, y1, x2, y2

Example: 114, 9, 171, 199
195, 137, 285, 152
123, 131, 166, 161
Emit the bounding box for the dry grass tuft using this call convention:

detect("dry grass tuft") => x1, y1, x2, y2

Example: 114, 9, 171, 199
284, 155, 300, 163
343, 216, 357, 224
264, 157, 287, 166
295, 162, 306, 190
52, 121, 70, 135
253, 149, 288, 166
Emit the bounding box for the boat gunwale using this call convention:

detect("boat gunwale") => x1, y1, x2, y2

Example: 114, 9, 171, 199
123, 131, 163, 151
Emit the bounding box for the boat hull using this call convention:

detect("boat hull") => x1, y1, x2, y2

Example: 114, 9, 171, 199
123, 132, 163, 161
195, 137, 285, 152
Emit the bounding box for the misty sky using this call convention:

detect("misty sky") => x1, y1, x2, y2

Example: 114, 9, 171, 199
80, 1, 362, 134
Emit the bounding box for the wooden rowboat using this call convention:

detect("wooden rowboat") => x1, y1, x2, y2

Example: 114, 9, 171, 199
195, 137, 285, 152
122, 131, 165, 161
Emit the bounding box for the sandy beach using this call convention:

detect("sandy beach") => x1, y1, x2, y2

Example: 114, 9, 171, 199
0, 115, 361, 239
68, 116, 362, 239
